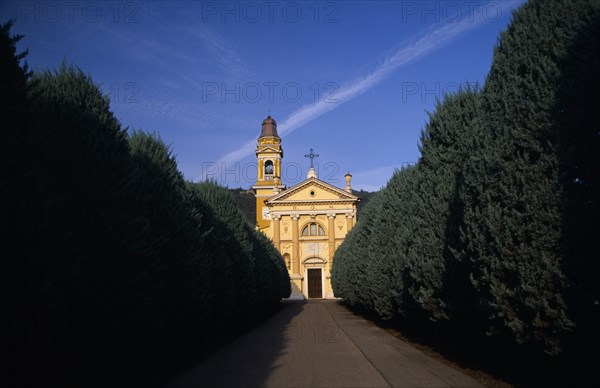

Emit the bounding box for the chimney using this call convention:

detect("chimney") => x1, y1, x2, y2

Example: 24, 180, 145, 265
344, 171, 352, 193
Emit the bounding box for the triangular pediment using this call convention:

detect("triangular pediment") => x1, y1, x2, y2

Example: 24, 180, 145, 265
265, 177, 358, 204
256, 145, 281, 154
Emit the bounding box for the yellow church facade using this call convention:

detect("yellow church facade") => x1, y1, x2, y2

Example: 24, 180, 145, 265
252, 116, 359, 300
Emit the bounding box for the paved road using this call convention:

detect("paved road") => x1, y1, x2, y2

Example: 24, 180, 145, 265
167, 300, 484, 388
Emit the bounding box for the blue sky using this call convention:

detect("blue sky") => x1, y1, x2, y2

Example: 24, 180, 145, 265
5, 1, 522, 191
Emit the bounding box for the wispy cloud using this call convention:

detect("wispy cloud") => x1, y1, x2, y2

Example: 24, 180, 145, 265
216, 1, 520, 166
109, 86, 224, 131
90, 21, 200, 69
91, 6, 252, 80
186, 26, 254, 79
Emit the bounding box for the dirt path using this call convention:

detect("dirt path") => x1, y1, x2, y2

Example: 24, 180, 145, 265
167, 300, 484, 387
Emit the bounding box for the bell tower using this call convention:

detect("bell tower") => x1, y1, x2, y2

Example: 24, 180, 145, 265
253, 115, 285, 230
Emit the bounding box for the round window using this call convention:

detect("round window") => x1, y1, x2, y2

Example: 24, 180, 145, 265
310, 190, 315, 197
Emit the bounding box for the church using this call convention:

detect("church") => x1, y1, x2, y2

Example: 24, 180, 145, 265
252, 115, 360, 300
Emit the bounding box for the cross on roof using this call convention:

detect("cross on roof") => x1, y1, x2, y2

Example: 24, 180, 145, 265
304, 148, 319, 169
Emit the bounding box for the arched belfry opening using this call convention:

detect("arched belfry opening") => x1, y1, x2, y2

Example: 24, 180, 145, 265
264, 160, 274, 180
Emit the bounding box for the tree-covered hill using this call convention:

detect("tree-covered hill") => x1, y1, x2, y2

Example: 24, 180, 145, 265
353, 189, 377, 216
229, 187, 256, 224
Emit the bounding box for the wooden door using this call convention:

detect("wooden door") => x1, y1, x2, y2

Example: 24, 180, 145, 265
307, 268, 322, 298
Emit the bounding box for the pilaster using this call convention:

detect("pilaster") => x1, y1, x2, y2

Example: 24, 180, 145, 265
346, 213, 354, 232
273, 214, 281, 250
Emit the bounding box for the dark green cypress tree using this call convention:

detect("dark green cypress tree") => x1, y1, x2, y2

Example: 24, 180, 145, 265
185, 182, 237, 323
252, 228, 291, 304
335, 87, 480, 323
367, 167, 412, 319
126, 130, 211, 335
188, 181, 290, 322
0, 19, 32, 387
362, 186, 399, 318
460, 0, 599, 354
333, 166, 422, 320
0, 24, 290, 386
8, 61, 132, 386
329, 226, 357, 304
0, 20, 29, 207
353, 188, 390, 313
378, 166, 423, 320
332, 189, 385, 308
553, 5, 600, 376
190, 181, 257, 321
413, 86, 482, 323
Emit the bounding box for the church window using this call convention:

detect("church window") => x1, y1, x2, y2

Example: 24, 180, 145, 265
264, 160, 274, 180
302, 222, 325, 236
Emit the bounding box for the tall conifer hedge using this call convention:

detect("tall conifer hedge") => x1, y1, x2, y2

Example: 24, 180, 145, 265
333, 0, 600, 358
0, 22, 290, 388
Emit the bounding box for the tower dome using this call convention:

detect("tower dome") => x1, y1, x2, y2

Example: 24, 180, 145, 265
259, 115, 279, 138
